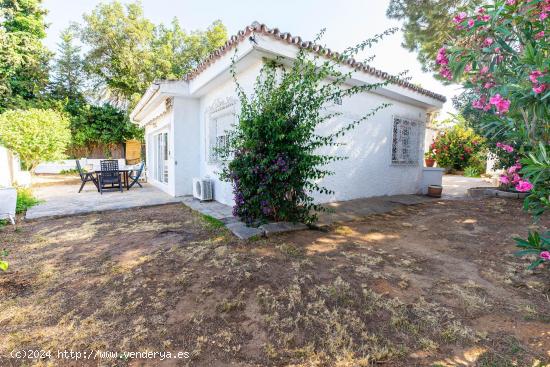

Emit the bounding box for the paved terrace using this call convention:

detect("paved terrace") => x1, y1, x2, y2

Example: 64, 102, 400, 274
25, 174, 495, 238
25, 182, 180, 220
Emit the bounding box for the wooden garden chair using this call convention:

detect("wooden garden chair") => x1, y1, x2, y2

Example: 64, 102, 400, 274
98, 160, 123, 194
76, 160, 98, 193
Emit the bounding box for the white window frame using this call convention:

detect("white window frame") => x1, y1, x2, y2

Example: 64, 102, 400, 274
390, 116, 423, 166
206, 97, 237, 164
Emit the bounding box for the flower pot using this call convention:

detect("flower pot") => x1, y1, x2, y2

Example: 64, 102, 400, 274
425, 158, 435, 167
0, 187, 17, 224
427, 184, 443, 198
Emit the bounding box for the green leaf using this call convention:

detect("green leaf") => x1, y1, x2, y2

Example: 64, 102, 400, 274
0, 261, 8, 272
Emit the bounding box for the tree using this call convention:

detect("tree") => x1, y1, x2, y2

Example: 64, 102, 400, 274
49, 28, 85, 99
152, 19, 227, 80
0, 0, 52, 111
387, 0, 483, 72
78, 1, 156, 108
0, 108, 71, 171
77, 1, 228, 108
69, 102, 142, 152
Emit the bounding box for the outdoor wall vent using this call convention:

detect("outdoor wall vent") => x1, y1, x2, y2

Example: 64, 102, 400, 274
193, 178, 213, 201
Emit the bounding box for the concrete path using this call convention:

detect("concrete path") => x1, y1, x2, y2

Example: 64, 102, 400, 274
441, 175, 495, 199
26, 183, 180, 220
317, 194, 436, 227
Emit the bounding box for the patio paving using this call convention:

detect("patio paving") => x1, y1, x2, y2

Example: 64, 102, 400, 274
441, 174, 495, 199
317, 194, 436, 227
25, 174, 495, 236
26, 182, 180, 220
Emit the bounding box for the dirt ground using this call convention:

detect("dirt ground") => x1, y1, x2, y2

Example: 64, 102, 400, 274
0, 198, 548, 367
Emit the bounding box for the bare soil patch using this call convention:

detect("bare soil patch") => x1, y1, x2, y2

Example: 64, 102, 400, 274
0, 198, 548, 366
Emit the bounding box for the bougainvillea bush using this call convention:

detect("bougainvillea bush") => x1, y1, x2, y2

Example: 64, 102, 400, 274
436, 0, 549, 268
431, 123, 486, 171
218, 30, 397, 225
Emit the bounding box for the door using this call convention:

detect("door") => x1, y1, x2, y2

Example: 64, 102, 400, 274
152, 131, 169, 184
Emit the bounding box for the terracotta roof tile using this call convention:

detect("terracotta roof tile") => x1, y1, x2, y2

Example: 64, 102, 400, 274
184, 22, 447, 103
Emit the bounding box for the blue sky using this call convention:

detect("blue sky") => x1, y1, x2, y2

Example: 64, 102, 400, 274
42, 0, 460, 116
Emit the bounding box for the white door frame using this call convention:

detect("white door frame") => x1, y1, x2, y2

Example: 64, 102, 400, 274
150, 129, 170, 187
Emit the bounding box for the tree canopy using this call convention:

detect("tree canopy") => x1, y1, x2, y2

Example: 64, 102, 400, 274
387, 0, 483, 73
0, 0, 52, 111
0, 108, 71, 171
77, 1, 228, 108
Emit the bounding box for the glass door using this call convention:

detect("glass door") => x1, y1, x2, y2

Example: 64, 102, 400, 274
153, 131, 168, 184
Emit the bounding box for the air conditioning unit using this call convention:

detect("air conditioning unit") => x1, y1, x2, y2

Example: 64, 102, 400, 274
193, 178, 213, 201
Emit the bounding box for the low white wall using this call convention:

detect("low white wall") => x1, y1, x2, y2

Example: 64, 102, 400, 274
0, 145, 20, 187
421, 168, 444, 194
34, 158, 127, 174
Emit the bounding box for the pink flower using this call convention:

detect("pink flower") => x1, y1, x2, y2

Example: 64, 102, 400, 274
468, 18, 475, 28
480, 14, 491, 21
472, 98, 486, 109
439, 66, 453, 80
529, 70, 544, 83
489, 94, 511, 114
464, 63, 472, 72
483, 37, 494, 46
436, 47, 449, 65
499, 175, 510, 184
477, 7, 485, 14
484, 81, 495, 89
480, 66, 489, 74
540, 251, 550, 261
534, 31, 545, 40
540, 12, 548, 21
507, 164, 521, 174
533, 84, 546, 94
515, 180, 533, 192
506, 0, 515, 4
512, 173, 521, 184
453, 12, 468, 24
496, 142, 514, 153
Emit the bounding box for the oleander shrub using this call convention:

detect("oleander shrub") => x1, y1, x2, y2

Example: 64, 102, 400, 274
437, 0, 549, 269
431, 123, 486, 171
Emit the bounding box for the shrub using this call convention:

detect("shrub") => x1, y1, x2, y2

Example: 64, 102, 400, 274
431, 123, 486, 171
437, 0, 549, 269
16, 188, 40, 214
464, 166, 481, 177
219, 30, 396, 225
0, 108, 71, 172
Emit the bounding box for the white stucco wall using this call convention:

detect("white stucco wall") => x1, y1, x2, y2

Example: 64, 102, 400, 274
133, 39, 441, 204
195, 61, 428, 206
198, 60, 264, 206
172, 97, 201, 196
312, 93, 427, 203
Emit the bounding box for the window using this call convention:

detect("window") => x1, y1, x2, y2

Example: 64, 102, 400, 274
207, 97, 236, 163
210, 113, 234, 161
391, 116, 422, 165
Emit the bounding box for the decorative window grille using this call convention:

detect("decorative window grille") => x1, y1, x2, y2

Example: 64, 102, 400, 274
391, 116, 422, 165
207, 97, 236, 163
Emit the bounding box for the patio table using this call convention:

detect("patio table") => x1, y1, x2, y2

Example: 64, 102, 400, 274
94, 169, 131, 190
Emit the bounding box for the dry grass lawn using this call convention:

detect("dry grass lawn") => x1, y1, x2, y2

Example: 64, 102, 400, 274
0, 198, 548, 366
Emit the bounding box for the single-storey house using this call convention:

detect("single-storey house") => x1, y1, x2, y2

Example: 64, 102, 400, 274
130, 22, 446, 206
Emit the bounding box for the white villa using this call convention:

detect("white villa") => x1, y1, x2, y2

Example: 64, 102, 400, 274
130, 22, 446, 206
